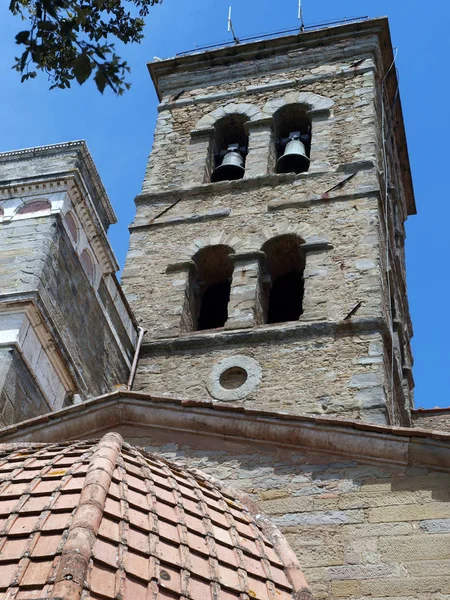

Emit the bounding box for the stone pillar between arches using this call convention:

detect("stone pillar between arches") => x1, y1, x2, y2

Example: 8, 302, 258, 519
187, 128, 215, 186
244, 118, 275, 178
300, 247, 330, 322
225, 251, 266, 330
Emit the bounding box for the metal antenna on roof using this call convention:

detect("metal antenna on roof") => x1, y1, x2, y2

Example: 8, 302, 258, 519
298, 0, 305, 32
228, 7, 240, 44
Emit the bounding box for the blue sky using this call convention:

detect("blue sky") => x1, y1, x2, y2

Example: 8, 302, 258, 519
0, 0, 448, 409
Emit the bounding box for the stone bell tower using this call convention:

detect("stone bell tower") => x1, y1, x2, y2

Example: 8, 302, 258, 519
122, 17, 416, 426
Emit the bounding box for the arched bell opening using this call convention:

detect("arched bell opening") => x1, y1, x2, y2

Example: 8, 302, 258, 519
262, 235, 305, 324
211, 115, 248, 183
273, 105, 311, 174
193, 245, 234, 331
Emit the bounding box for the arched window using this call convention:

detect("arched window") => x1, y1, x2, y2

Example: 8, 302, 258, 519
210, 115, 248, 183
65, 212, 79, 244
80, 249, 95, 282
262, 235, 305, 324
192, 245, 234, 330
273, 105, 311, 174
17, 200, 51, 216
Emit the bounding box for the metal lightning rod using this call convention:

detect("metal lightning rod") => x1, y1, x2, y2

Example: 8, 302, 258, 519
228, 6, 240, 44
298, 0, 305, 32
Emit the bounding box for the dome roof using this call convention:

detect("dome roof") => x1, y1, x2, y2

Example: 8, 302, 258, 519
0, 433, 310, 600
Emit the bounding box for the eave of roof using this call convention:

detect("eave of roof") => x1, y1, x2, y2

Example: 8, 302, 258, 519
413, 407, 450, 415
1, 391, 449, 472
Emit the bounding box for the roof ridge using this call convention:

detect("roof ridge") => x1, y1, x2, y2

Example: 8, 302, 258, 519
52, 432, 123, 600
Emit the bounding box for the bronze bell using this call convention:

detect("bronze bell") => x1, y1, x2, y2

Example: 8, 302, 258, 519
211, 144, 245, 182
277, 133, 310, 174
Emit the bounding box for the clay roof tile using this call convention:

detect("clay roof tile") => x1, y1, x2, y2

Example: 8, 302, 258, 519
0, 433, 311, 600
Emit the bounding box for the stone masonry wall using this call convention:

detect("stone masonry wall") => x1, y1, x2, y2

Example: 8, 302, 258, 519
0, 214, 131, 399
122, 30, 414, 424
118, 425, 450, 600
135, 331, 388, 423
39, 217, 131, 396
126, 175, 397, 424
0, 347, 48, 428
413, 410, 450, 433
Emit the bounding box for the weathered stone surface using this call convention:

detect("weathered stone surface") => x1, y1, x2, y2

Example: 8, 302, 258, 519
413, 408, 450, 432
0, 347, 48, 427
122, 22, 414, 426
0, 144, 137, 419
114, 422, 450, 600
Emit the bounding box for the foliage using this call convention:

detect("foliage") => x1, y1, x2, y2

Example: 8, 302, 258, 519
9, 0, 161, 94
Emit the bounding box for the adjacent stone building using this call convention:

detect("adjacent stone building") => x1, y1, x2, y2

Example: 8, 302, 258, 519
0, 142, 137, 426
1, 15, 450, 600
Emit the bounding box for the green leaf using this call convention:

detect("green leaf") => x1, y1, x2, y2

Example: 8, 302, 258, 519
37, 20, 57, 31
94, 68, 107, 93
72, 53, 92, 85
41, 0, 59, 18
19, 50, 29, 71
15, 30, 30, 44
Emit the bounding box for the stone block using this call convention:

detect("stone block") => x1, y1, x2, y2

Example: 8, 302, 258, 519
260, 496, 313, 514
360, 577, 450, 597
331, 580, 361, 597
369, 503, 450, 523
420, 519, 450, 534
325, 563, 400, 580
378, 534, 450, 561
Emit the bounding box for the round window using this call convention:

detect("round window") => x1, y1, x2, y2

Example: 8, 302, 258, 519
219, 367, 248, 390
207, 355, 262, 401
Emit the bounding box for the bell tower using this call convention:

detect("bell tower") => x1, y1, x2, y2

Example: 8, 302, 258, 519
122, 17, 416, 426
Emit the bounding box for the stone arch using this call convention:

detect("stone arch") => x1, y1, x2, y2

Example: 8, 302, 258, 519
247, 221, 322, 252
64, 211, 80, 245
178, 231, 243, 262
262, 91, 334, 118
15, 198, 51, 217
194, 103, 265, 132
80, 248, 96, 282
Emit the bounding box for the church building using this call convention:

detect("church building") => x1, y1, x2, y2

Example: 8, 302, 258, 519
0, 16, 449, 600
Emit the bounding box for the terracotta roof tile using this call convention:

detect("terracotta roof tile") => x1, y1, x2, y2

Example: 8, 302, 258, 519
0, 433, 311, 600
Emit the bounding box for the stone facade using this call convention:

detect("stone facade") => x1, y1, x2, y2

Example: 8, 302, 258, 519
2, 16, 448, 600
129, 430, 450, 600
2, 392, 449, 600
413, 408, 450, 433
122, 18, 414, 426
0, 143, 137, 425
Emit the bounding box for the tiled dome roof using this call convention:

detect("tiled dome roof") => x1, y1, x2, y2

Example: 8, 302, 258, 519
0, 433, 310, 600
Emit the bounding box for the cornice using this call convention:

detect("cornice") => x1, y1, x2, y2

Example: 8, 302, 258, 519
0, 141, 116, 224
148, 19, 384, 97
134, 161, 378, 207
1, 391, 449, 472
141, 317, 389, 355
0, 167, 119, 275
